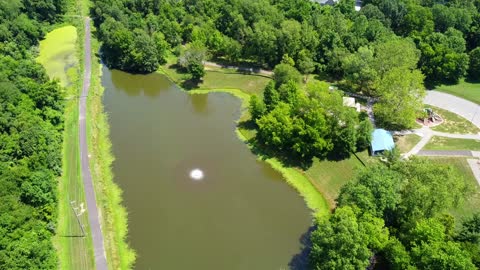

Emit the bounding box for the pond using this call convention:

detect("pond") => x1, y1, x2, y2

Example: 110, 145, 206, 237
102, 67, 312, 269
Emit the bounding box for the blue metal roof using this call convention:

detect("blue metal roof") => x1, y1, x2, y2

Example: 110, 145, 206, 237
371, 129, 395, 152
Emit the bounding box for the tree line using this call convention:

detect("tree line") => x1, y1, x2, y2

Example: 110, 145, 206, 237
91, 0, 480, 129
0, 0, 66, 268
92, 0, 480, 84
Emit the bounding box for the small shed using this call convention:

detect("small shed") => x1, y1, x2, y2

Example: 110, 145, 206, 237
370, 129, 395, 156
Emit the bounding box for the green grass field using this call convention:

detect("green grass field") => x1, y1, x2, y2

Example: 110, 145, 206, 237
428, 157, 480, 220
159, 55, 271, 95
36, 26, 77, 87
436, 80, 480, 105
395, 134, 422, 153
199, 68, 271, 95
424, 136, 480, 151
305, 151, 375, 207
429, 105, 480, 134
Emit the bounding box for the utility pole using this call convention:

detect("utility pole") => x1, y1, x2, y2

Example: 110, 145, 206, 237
70, 200, 86, 237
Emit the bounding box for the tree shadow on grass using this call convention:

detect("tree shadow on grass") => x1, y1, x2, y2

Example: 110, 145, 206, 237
288, 225, 316, 270
246, 137, 314, 170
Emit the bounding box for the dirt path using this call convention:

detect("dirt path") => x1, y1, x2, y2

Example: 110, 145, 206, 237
203, 61, 273, 76
79, 17, 108, 270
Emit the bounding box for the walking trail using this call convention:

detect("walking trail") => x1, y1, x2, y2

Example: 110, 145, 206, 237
79, 17, 108, 270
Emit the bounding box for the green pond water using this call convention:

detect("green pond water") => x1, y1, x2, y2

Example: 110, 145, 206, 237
102, 67, 312, 269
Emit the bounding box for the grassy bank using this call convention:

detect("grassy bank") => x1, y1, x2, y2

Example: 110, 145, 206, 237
85, 6, 136, 269
305, 151, 375, 207
436, 80, 480, 105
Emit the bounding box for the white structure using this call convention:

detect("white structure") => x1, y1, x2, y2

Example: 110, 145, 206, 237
312, 0, 362, 11
343, 97, 361, 112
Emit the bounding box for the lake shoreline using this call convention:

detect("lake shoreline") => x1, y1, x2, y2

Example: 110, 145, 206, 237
157, 69, 330, 218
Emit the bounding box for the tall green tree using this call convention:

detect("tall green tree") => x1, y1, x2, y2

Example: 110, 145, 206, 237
419, 28, 469, 84
468, 47, 480, 81
272, 63, 301, 87
373, 68, 425, 130
310, 206, 389, 270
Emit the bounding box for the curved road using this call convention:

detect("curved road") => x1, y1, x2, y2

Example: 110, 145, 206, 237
424, 90, 480, 129
79, 17, 108, 270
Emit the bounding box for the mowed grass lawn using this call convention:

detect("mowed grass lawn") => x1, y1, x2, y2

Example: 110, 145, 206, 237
160, 55, 271, 95
395, 134, 422, 153
305, 151, 376, 207
199, 68, 271, 95
436, 80, 480, 105
424, 136, 480, 151
429, 105, 480, 134
36, 25, 77, 87
428, 157, 480, 220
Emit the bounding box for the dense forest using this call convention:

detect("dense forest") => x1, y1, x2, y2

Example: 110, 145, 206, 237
92, 0, 479, 83
0, 0, 66, 268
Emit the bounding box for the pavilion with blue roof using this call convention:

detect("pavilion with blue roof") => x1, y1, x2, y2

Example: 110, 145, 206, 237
370, 129, 395, 156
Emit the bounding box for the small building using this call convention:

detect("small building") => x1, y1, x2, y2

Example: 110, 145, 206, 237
343, 97, 361, 112
370, 129, 395, 156
312, 0, 338, 5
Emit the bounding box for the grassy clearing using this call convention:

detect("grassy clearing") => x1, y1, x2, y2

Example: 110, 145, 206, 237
395, 134, 422, 153
86, 14, 136, 269
436, 80, 480, 105
158, 55, 271, 95
305, 151, 375, 207
200, 68, 271, 95
36, 26, 77, 87
428, 157, 480, 220
428, 105, 480, 134
424, 136, 480, 151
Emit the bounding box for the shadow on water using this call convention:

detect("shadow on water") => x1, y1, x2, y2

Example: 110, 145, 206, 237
109, 68, 170, 97
288, 225, 316, 270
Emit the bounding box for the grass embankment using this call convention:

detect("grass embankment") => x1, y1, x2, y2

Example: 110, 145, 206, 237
428, 157, 480, 220
424, 136, 480, 151
436, 80, 480, 105
395, 134, 422, 154
85, 8, 136, 270
37, 20, 97, 269
428, 105, 480, 134
305, 151, 375, 207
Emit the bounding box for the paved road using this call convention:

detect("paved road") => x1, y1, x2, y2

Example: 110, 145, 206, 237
424, 90, 480, 129
79, 17, 108, 270
417, 150, 473, 157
